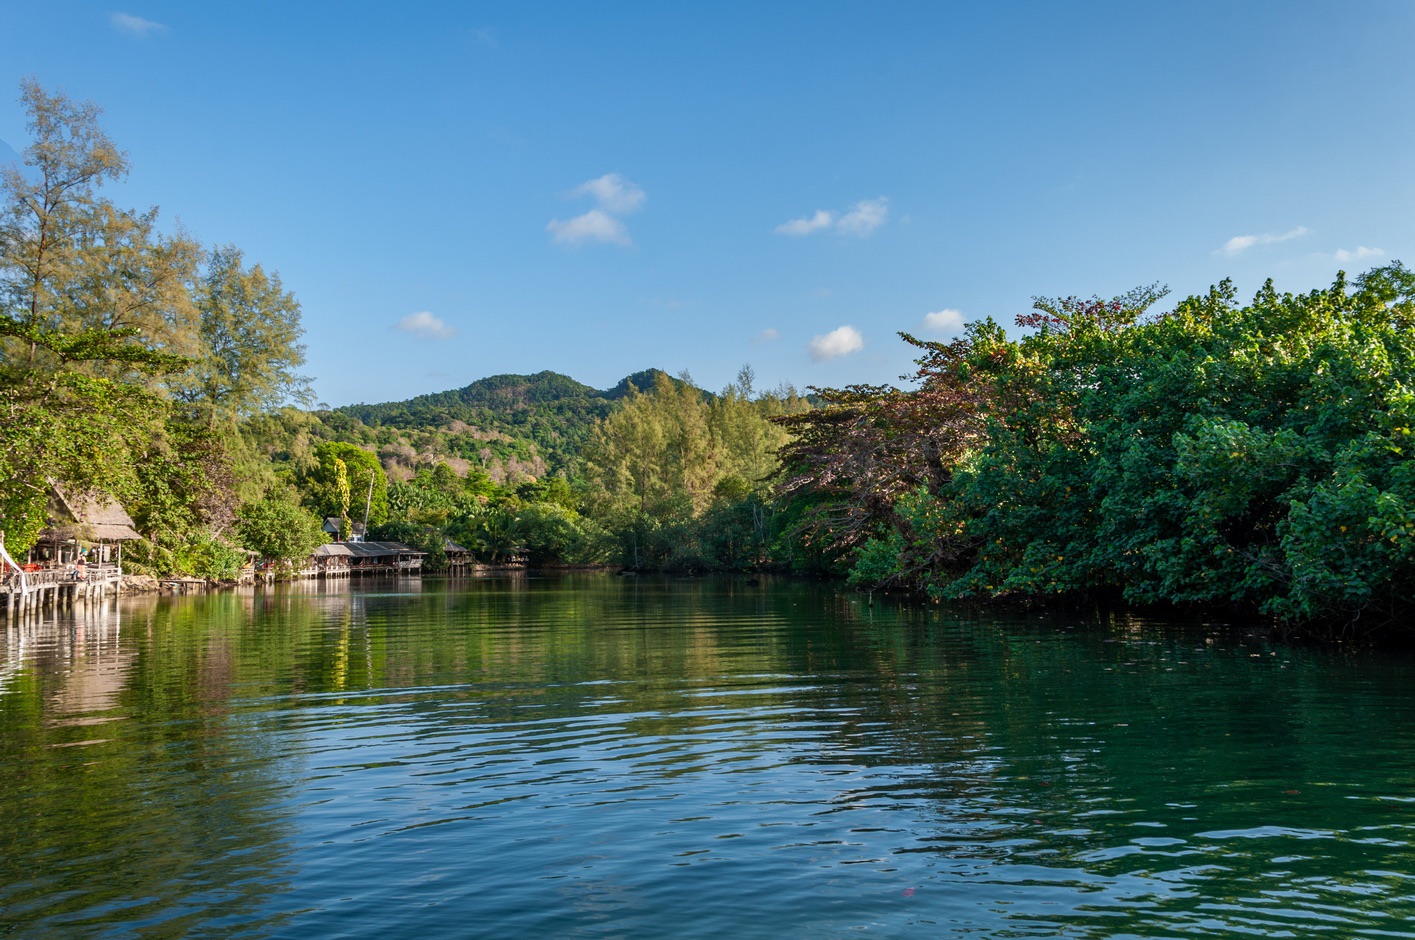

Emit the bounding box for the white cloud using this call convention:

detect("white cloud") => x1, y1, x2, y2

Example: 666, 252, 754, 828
547, 209, 630, 246
549, 174, 644, 247
921, 308, 965, 334
395, 311, 457, 340
835, 198, 889, 237
808, 325, 865, 362
753, 328, 780, 344
1334, 246, 1384, 263
110, 12, 165, 35
775, 210, 834, 236
1219, 226, 1308, 256
775, 197, 889, 238
572, 173, 646, 214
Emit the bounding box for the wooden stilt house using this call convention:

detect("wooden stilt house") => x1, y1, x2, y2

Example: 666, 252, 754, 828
32, 484, 142, 572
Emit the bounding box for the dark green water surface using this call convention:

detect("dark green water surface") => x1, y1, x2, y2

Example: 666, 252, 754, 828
2, 574, 1413, 938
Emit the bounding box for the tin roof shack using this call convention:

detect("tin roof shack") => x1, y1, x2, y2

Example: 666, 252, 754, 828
311, 542, 353, 576
346, 541, 425, 573
33, 484, 142, 567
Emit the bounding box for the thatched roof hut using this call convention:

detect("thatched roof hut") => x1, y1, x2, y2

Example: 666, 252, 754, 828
44, 484, 141, 543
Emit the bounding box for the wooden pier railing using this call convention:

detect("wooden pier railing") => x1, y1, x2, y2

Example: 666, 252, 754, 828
2, 565, 123, 615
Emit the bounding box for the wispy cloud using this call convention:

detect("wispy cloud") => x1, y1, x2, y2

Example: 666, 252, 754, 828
110, 12, 165, 35
573, 173, 646, 214
775, 210, 834, 236
549, 173, 644, 247
776, 198, 889, 238
808, 325, 865, 362
921, 308, 965, 335
753, 328, 780, 344
836, 198, 889, 237
1334, 246, 1384, 263
547, 209, 630, 246
395, 311, 457, 340
1218, 226, 1308, 256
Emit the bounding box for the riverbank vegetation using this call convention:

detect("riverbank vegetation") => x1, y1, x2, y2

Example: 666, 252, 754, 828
5, 81, 1415, 637
781, 272, 1415, 634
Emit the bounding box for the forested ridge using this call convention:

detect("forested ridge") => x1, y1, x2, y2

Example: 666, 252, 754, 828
334, 368, 703, 469
5, 81, 1415, 638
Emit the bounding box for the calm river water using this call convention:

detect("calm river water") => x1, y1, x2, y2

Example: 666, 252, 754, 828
2, 574, 1413, 938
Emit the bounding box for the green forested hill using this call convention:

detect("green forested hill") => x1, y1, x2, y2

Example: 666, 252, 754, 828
331, 368, 698, 477
340, 368, 703, 423
341, 370, 601, 425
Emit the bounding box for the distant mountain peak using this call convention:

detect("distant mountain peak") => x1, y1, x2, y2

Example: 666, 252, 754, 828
339, 367, 705, 415
602, 369, 708, 401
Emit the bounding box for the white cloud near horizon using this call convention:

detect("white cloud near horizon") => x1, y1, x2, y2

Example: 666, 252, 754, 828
776, 198, 889, 238
395, 311, 457, 340
1334, 246, 1384, 263
110, 12, 165, 35
808, 325, 865, 362
573, 173, 646, 214
921, 308, 965, 334
1219, 226, 1308, 256
753, 328, 780, 344
547, 209, 630, 246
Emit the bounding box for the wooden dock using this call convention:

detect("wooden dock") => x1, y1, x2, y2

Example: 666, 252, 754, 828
158, 577, 208, 594
1, 565, 123, 619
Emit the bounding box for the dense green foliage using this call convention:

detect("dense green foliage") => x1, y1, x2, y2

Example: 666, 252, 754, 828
233, 490, 326, 566
0, 81, 197, 551
305, 367, 806, 575
0, 82, 309, 578
580, 368, 805, 569
780, 270, 1415, 634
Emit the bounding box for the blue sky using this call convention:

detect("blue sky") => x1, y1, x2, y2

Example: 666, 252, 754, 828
2, 2, 1412, 407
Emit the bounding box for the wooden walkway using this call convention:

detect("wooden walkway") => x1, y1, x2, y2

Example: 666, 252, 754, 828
1, 565, 123, 619
4, 554, 452, 611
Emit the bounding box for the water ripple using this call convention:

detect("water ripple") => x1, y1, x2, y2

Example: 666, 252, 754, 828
3, 579, 1415, 938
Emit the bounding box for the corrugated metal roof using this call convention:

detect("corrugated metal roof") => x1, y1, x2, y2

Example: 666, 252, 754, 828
345, 541, 426, 558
